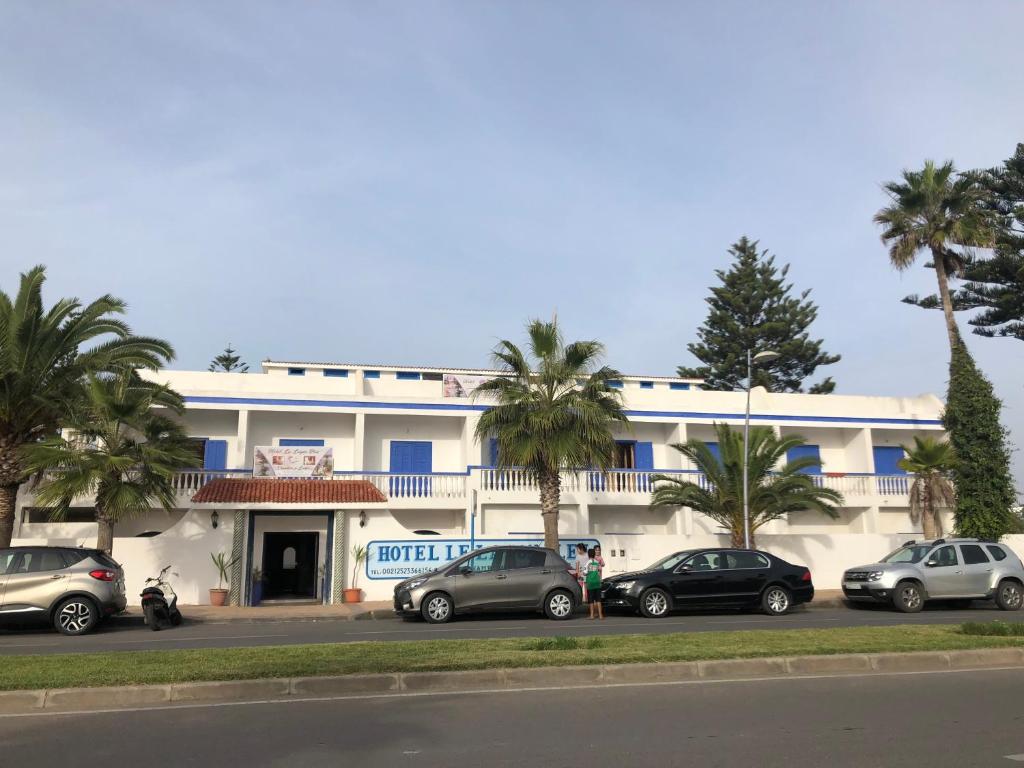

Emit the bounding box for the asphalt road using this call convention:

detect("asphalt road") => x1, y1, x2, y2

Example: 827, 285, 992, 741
0, 601, 1010, 655
4, 666, 1024, 766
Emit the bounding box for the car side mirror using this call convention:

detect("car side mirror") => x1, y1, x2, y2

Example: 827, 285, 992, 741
676, 565, 692, 574
459, 565, 472, 576
925, 559, 938, 567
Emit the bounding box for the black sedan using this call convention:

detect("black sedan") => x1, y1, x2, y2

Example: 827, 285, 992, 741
601, 548, 814, 617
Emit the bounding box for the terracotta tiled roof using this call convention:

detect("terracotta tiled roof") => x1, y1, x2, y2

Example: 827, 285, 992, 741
192, 478, 387, 505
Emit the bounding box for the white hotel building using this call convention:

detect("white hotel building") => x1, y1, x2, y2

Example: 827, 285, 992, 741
12, 359, 958, 605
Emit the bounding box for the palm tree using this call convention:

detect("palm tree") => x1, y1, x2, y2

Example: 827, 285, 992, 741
897, 436, 956, 540
650, 423, 843, 548
0, 266, 174, 547
22, 373, 197, 554
474, 319, 629, 550
874, 160, 993, 352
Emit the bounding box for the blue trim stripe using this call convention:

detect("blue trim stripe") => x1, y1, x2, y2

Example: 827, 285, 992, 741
183, 395, 942, 427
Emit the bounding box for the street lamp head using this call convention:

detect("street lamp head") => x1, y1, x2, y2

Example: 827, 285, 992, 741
752, 350, 780, 364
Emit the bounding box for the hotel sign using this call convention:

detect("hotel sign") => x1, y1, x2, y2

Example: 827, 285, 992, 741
252, 446, 334, 478
365, 537, 600, 580
442, 373, 491, 398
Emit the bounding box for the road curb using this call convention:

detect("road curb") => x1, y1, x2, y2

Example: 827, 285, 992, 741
1, 647, 1022, 715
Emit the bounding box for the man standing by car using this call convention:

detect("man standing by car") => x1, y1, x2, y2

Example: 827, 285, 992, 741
585, 548, 604, 620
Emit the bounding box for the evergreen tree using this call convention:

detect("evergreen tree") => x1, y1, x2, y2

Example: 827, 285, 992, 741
902, 145, 1024, 341
943, 342, 1017, 539
209, 344, 249, 373
677, 237, 840, 393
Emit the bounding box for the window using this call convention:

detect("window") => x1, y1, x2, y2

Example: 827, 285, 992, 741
11, 550, 65, 574
396, 372, 421, 381
282, 547, 297, 570
26, 508, 95, 523
670, 383, 691, 391
987, 545, 1009, 562
323, 369, 348, 378
607, 380, 623, 389
507, 549, 546, 570
287, 368, 306, 376
960, 544, 990, 565
872, 446, 906, 475
787, 445, 822, 475
60, 549, 89, 567
364, 370, 381, 379
422, 372, 443, 382
639, 381, 654, 389
0, 551, 17, 575
462, 550, 501, 573
683, 552, 722, 571
931, 545, 959, 567
726, 551, 771, 569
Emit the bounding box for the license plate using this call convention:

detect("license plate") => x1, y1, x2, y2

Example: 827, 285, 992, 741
844, 583, 864, 590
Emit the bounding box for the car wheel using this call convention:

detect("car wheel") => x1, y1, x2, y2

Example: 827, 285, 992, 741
995, 580, 1023, 611
762, 586, 791, 616
893, 581, 924, 613
544, 589, 575, 620
639, 587, 670, 618
53, 597, 99, 636
421, 592, 454, 624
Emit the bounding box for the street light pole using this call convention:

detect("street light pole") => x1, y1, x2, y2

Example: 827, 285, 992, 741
743, 349, 779, 550
743, 349, 752, 550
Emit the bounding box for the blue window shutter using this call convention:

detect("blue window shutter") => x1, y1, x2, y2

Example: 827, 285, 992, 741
323, 369, 348, 378
287, 368, 305, 376
873, 446, 906, 475
639, 381, 654, 389
279, 439, 325, 447
635, 442, 654, 470
705, 442, 721, 465
390, 441, 432, 473
396, 372, 421, 381
489, 438, 499, 466
670, 382, 690, 391
787, 445, 822, 474
203, 440, 228, 470
607, 380, 623, 389
364, 370, 380, 379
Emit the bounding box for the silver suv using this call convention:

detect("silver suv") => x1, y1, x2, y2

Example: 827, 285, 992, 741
0, 547, 127, 635
843, 538, 1024, 613
393, 545, 583, 623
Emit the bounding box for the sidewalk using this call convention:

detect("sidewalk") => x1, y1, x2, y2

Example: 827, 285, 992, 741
115, 591, 846, 625
116, 601, 394, 624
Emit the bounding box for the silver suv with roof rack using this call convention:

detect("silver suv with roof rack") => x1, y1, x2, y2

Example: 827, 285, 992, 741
842, 538, 1024, 613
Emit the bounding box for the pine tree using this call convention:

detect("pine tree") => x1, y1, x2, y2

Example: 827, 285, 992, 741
209, 344, 249, 373
943, 341, 1017, 539
902, 144, 1024, 341
677, 237, 840, 393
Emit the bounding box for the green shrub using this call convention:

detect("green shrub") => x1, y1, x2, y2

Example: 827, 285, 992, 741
518, 636, 604, 651
960, 621, 1024, 637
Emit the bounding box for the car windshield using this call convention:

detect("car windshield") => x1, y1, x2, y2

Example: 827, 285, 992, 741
648, 550, 698, 571
881, 545, 933, 564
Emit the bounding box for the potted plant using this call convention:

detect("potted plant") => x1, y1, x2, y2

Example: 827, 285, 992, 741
251, 567, 264, 606
210, 551, 237, 606
344, 544, 368, 603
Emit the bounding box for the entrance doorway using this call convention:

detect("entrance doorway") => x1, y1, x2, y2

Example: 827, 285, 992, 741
262, 532, 319, 600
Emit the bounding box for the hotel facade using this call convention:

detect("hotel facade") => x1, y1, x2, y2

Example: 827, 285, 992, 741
12, 359, 974, 605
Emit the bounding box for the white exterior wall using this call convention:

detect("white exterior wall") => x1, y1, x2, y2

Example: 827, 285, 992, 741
12, 361, 960, 606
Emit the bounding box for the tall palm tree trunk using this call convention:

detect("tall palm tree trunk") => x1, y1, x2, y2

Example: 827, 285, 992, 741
918, 481, 936, 540
538, 469, 561, 551
930, 248, 961, 351
730, 517, 746, 549
0, 483, 18, 549
929, 479, 944, 538
95, 507, 114, 554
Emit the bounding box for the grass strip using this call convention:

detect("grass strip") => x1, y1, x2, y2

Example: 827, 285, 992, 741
961, 620, 1024, 637
2, 623, 1022, 692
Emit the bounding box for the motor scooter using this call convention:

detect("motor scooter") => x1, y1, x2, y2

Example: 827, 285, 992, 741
141, 565, 182, 631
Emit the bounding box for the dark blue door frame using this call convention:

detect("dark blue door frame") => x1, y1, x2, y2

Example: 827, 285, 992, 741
245, 511, 335, 606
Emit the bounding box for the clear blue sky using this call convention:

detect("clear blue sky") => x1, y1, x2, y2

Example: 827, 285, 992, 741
2, 2, 1022, 487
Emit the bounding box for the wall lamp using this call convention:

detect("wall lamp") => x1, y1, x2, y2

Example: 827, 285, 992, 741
211, 510, 220, 530
359, 510, 367, 528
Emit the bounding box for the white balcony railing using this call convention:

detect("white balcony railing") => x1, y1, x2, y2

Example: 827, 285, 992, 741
164, 468, 908, 504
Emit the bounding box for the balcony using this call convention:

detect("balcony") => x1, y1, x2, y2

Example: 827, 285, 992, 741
167, 469, 912, 508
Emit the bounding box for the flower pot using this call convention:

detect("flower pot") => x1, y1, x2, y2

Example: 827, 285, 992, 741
343, 588, 362, 603
209, 588, 229, 607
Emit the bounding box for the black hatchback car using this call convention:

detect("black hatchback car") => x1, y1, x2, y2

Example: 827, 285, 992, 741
601, 548, 813, 617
